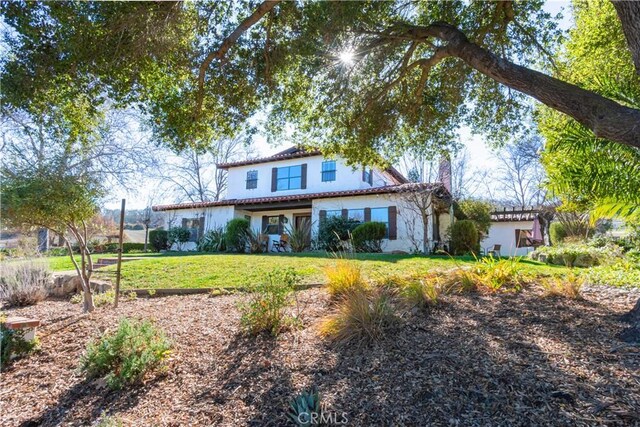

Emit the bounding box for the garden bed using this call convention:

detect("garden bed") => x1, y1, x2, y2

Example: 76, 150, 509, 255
1, 286, 639, 426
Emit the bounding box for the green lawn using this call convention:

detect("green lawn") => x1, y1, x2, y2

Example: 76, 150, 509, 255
81, 252, 569, 290
46, 252, 162, 272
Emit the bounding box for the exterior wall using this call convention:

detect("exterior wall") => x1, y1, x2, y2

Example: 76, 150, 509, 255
245, 208, 313, 251
484, 220, 535, 257
225, 155, 395, 199
312, 194, 429, 253
164, 206, 235, 251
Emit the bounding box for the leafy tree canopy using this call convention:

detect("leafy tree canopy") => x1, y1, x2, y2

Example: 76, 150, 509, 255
538, 0, 640, 220
2, 1, 639, 164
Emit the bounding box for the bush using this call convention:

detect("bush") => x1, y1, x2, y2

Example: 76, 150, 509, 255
458, 199, 492, 240
239, 268, 300, 336
168, 227, 191, 251
225, 218, 251, 253
541, 273, 583, 299
319, 287, 398, 347
1, 323, 38, 369
80, 318, 172, 390
384, 274, 442, 309
585, 260, 640, 288
245, 228, 267, 254
0, 260, 49, 307
317, 216, 359, 252
449, 220, 479, 255
351, 222, 386, 253
286, 222, 311, 253
149, 229, 169, 252
323, 260, 366, 298
549, 222, 566, 245
198, 227, 226, 252
473, 256, 523, 292
530, 243, 624, 267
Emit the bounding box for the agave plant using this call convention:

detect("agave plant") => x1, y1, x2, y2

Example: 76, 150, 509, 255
197, 227, 226, 252
288, 389, 321, 427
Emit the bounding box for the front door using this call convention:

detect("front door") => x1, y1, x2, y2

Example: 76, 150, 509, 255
294, 215, 312, 249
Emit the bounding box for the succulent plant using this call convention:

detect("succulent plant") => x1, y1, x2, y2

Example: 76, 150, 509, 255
288, 388, 321, 426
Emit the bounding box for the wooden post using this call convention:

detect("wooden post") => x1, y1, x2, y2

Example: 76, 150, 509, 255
114, 199, 126, 308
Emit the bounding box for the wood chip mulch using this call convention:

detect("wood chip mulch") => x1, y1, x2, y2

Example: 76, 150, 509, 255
1, 286, 640, 427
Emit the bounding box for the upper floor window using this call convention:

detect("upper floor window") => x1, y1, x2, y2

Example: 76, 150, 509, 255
246, 170, 258, 189
363, 167, 373, 186
321, 160, 336, 182
276, 165, 302, 191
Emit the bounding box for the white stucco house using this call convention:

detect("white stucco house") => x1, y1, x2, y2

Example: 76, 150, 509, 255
483, 207, 544, 257
153, 146, 453, 252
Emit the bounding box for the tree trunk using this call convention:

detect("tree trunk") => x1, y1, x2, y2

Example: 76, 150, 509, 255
81, 279, 96, 313
612, 0, 640, 75
400, 23, 640, 149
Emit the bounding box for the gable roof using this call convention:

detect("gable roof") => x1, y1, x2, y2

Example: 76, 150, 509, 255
216, 146, 409, 184
153, 182, 448, 212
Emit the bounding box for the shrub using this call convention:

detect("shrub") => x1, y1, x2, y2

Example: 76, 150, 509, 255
549, 222, 567, 245
473, 256, 523, 292
530, 243, 623, 267
458, 199, 492, 240
239, 268, 300, 336
317, 216, 359, 252
288, 389, 322, 427
71, 290, 115, 307
0, 259, 49, 307
541, 273, 583, 299
585, 260, 640, 288
449, 220, 479, 255
80, 318, 172, 390
286, 221, 311, 253
149, 229, 169, 252
319, 287, 398, 347
351, 222, 386, 253
245, 228, 267, 253
198, 227, 226, 252
323, 260, 366, 298
225, 218, 251, 253
167, 227, 191, 251
1, 323, 38, 369
387, 274, 442, 309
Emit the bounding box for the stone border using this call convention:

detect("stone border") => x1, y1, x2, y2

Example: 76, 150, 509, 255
123, 283, 325, 298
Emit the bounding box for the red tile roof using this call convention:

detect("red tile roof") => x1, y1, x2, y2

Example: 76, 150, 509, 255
153, 182, 447, 212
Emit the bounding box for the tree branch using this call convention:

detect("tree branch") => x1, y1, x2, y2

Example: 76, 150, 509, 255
194, 0, 280, 118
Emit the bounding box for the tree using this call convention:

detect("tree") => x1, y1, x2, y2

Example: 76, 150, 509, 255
458, 199, 493, 241
494, 135, 546, 208
1, 168, 103, 312
2, 1, 640, 156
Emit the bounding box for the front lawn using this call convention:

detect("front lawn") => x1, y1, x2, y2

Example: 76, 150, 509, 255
89, 252, 569, 290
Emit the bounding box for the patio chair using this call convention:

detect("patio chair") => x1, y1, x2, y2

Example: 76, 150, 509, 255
259, 234, 270, 252
484, 244, 501, 257
272, 234, 289, 252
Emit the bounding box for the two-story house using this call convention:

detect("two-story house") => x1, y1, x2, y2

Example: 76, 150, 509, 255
152, 147, 452, 252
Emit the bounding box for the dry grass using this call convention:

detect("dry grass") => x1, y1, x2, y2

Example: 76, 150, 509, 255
319, 287, 398, 346
383, 274, 443, 309
323, 260, 367, 298
542, 272, 584, 299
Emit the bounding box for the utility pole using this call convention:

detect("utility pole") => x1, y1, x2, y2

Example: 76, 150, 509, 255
114, 198, 125, 308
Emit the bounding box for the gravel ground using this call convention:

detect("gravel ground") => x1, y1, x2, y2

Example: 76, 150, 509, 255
1, 286, 639, 427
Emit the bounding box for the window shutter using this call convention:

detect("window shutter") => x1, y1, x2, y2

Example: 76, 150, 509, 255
262, 216, 269, 233
368, 170, 373, 186
278, 214, 285, 234
319, 210, 327, 223
271, 167, 278, 192
341, 209, 348, 219
301, 163, 307, 189
364, 208, 371, 222
181, 218, 188, 228
388, 206, 397, 240
362, 168, 366, 182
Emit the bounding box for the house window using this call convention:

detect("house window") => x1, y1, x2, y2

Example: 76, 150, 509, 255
246, 170, 258, 189
326, 210, 342, 218
182, 218, 201, 242
363, 167, 373, 186
276, 165, 302, 191
264, 216, 280, 234
370, 207, 389, 238
321, 161, 336, 182
349, 209, 365, 223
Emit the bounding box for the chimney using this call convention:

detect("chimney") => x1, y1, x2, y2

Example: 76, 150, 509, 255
438, 155, 452, 193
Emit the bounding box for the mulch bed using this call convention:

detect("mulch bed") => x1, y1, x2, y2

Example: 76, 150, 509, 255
1, 286, 640, 426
